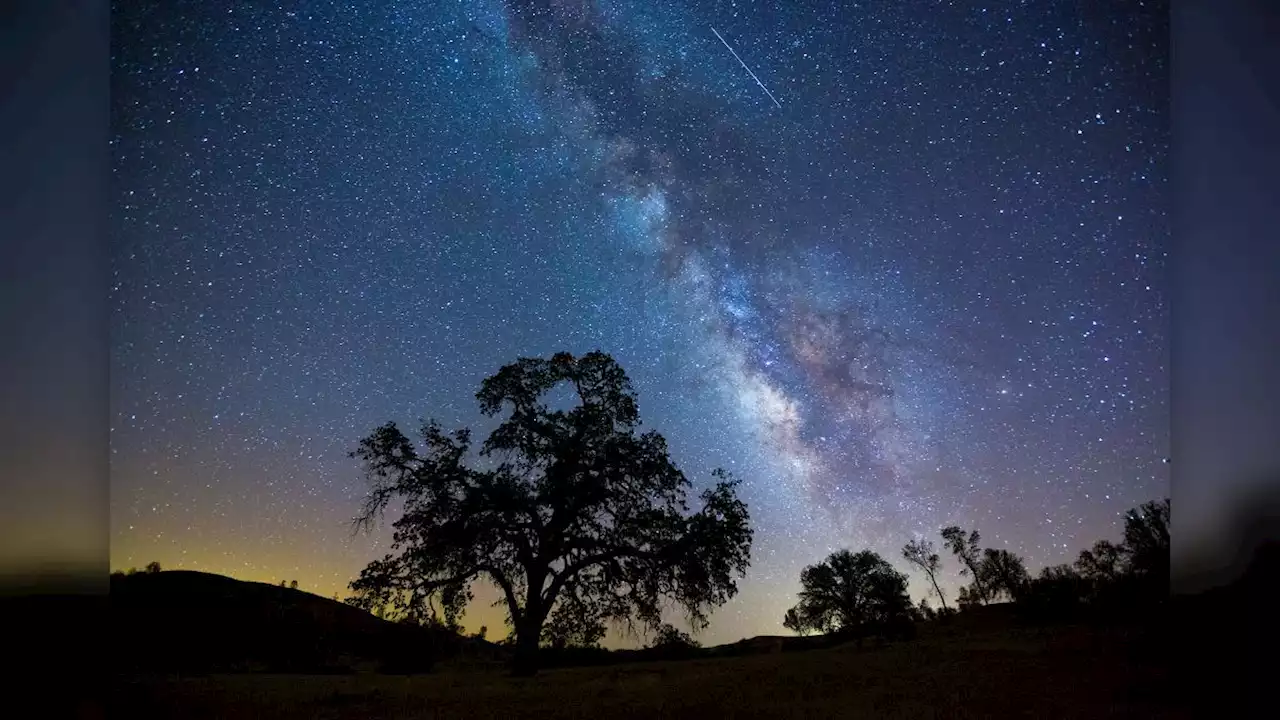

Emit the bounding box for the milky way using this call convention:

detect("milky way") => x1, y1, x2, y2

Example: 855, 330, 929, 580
111, 0, 1168, 645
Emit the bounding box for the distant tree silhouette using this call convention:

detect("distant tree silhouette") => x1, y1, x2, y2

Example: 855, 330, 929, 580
916, 597, 937, 621
650, 623, 700, 650
977, 548, 1030, 602
145, 561, 162, 574
1121, 498, 1170, 584
290, 580, 298, 590
1075, 539, 1126, 586
474, 625, 488, 641
1012, 498, 1170, 621
346, 351, 753, 675
941, 526, 988, 604
783, 549, 913, 644
782, 607, 812, 636
902, 538, 949, 611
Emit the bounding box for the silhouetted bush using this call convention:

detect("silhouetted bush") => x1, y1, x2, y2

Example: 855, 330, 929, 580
646, 623, 703, 660
537, 644, 618, 669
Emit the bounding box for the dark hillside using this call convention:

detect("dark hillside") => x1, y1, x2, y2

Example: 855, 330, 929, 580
111, 570, 500, 674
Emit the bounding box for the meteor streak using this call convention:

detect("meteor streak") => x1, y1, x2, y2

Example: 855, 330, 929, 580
711, 27, 782, 109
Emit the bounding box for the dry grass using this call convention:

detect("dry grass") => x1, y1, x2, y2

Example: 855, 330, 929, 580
114, 620, 1182, 719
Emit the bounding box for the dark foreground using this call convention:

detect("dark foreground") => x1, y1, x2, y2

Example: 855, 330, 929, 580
114, 618, 1181, 719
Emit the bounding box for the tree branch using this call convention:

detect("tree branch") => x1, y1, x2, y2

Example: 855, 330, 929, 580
481, 565, 524, 628
541, 545, 662, 608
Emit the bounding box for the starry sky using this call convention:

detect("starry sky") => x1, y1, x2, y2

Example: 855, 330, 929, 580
110, 0, 1168, 646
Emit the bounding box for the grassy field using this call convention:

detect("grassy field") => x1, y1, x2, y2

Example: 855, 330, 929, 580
113, 617, 1183, 719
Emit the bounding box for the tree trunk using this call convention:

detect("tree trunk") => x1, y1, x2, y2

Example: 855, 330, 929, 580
511, 623, 540, 677
510, 569, 549, 676
929, 574, 949, 611
511, 594, 546, 677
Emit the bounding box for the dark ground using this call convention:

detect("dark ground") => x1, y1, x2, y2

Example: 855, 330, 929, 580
113, 609, 1181, 720
75, 552, 1280, 718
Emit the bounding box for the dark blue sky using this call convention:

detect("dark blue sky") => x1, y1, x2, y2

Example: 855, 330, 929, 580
111, 0, 1168, 643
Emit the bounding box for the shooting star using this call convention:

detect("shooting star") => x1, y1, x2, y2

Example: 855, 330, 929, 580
711, 26, 782, 109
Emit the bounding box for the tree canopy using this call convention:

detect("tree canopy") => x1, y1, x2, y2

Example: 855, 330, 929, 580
1121, 498, 1170, 581
782, 549, 912, 639
976, 548, 1030, 603
345, 351, 753, 674
1075, 539, 1126, 585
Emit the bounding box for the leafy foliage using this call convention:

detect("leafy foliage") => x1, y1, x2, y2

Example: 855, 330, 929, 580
783, 550, 913, 640
782, 607, 811, 636
1121, 499, 1170, 581
145, 561, 162, 574
977, 548, 1030, 603
541, 585, 607, 650
954, 585, 976, 608
345, 351, 752, 674
1075, 540, 1126, 585
915, 597, 937, 621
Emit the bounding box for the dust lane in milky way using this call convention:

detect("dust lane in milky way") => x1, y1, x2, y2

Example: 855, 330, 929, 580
110, 0, 1168, 645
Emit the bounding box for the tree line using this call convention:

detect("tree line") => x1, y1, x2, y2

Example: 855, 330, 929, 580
111, 561, 163, 577
782, 498, 1170, 642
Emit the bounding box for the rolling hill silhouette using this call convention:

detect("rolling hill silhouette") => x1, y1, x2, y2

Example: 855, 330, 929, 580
111, 570, 502, 674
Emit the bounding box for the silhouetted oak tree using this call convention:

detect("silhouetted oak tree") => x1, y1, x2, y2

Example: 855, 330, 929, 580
346, 351, 753, 675
783, 549, 912, 642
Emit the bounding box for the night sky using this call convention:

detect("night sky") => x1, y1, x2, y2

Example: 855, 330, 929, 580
110, 0, 1168, 646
